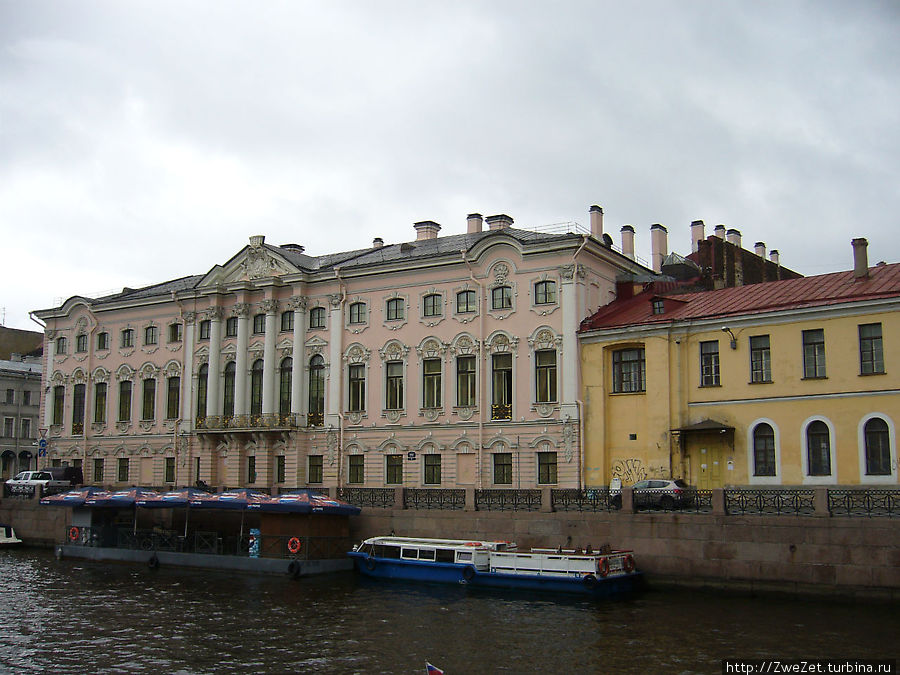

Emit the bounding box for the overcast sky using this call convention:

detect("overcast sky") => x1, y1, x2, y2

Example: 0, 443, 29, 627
2, 1, 898, 331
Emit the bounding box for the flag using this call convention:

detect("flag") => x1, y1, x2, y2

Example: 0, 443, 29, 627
425, 663, 444, 674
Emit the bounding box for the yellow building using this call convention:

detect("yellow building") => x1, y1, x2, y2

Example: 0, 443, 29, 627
579, 240, 899, 488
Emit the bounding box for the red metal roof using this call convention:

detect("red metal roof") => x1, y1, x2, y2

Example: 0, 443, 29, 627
580, 263, 900, 331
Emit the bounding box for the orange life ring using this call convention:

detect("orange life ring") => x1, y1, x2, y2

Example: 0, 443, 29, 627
287, 537, 302, 554
598, 557, 610, 578
68, 526, 79, 542
463, 542, 481, 547
623, 554, 635, 573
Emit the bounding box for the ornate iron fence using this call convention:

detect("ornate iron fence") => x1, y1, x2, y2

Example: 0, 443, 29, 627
828, 489, 899, 517
337, 487, 395, 509
406, 488, 465, 510
725, 488, 816, 515
476, 489, 542, 511
552, 488, 620, 512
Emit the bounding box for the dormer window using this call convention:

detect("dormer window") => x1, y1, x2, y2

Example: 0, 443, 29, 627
651, 298, 665, 315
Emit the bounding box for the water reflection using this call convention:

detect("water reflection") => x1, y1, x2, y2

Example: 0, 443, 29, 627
0, 549, 896, 674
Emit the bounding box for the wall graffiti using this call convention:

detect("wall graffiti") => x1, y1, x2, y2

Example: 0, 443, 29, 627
611, 458, 670, 484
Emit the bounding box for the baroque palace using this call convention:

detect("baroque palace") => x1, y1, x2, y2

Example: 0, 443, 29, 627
34, 208, 653, 492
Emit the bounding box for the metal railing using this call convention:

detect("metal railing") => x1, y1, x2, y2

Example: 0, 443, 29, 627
725, 488, 816, 516
337, 487, 395, 509
633, 488, 714, 513
552, 488, 619, 512
828, 489, 899, 518
406, 488, 465, 510
476, 489, 542, 511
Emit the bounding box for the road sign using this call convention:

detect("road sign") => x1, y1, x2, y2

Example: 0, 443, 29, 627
38, 439, 48, 456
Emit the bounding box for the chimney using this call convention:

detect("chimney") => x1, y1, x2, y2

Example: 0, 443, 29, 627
714, 224, 726, 239
769, 249, 780, 265
413, 221, 441, 241
467, 213, 483, 234
589, 205, 604, 239
650, 224, 668, 273
373, 237, 384, 249
620, 225, 635, 260
852, 238, 869, 279
485, 214, 513, 230
754, 241, 766, 258
726, 228, 742, 248
690, 220, 705, 253
249, 235, 265, 248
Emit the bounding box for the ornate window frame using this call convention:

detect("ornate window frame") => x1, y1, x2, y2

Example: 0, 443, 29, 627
383, 293, 408, 331
343, 343, 371, 425
379, 340, 409, 423
528, 327, 561, 416
416, 337, 446, 422
419, 289, 446, 328
452, 284, 480, 325
486, 261, 517, 320
347, 298, 369, 334
449, 333, 480, 420
530, 274, 559, 316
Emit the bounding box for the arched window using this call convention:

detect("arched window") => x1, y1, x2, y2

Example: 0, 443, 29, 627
250, 359, 264, 416
308, 355, 325, 426
279, 357, 292, 416
196, 364, 208, 419
753, 423, 776, 476
864, 418, 891, 476
491, 286, 512, 310
423, 294, 442, 317
456, 290, 476, 314
223, 362, 236, 418
806, 420, 831, 476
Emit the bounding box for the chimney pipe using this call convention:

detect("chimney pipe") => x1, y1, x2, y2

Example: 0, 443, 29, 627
690, 220, 705, 253
620, 225, 635, 260
726, 228, 742, 248
373, 237, 384, 249
589, 205, 604, 240
467, 213, 483, 234
414, 221, 441, 241
769, 249, 780, 265
852, 238, 869, 279
485, 214, 513, 230
650, 224, 668, 273
714, 224, 726, 239
754, 241, 766, 258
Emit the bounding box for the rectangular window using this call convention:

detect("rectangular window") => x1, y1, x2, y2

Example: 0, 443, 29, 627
5, 388, 13, 404
144, 326, 158, 346
309, 307, 325, 329
750, 335, 771, 382
253, 314, 265, 334
348, 455, 364, 484
535, 350, 557, 403
456, 290, 476, 314
56, 338, 67, 355
386, 454, 403, 484
93, 458, 104, 483
168, 322, 183, 343
349, 302, 366, 324
308, 455, 323, 484
3, 418, 13, 438
281, 311, 294, 332
349, 364, 365, 412
225, 316, 238, 337
423, 294, 442, 317
457, 356, 476, 407
491, 286, 512, 310
94, 383, 107, 424
117, 457, 129, 483
52, 385, 65, 426
166, 377, 180, 419
859, 323, 884, 375
142, 379, 156, 420
118, 381, 132, 422
23, 390, 31, 406
121, 329, 134, 348
700, 340, 720, 387
199, 321, 211, 340
21, 418, 31, 440
72, 384, 85, 434
493, 453, 512, 485
423, 358, 441, 408
165, 456, 175, 483
276, 455, 285, 484
424, 454, 441, 485
534, 280, 556, 304
386, 298, 404, 321
76, 334, 87, 353
386, 361, 403, 410
537, 452, 557, 485
802, 329, 826, 378
491, 353, 512, 420
247, 456, 256, 483
612, 348, 645, 393
97, 332, 109, 350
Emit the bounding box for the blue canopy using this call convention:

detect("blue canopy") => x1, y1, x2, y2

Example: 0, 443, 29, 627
188, 488, 270, 510
40, 486, 109, 507
84, 487, 161, 508
253, 489, 361, 515
135, 487, 214, 508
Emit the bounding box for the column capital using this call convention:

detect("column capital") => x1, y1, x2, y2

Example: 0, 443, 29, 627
259, 299, 280, 315
328, 294, 342, 309
182, 311, 197, 325
287, 296, 308, 312
558, 263, 585, 281
231, 302, 250, 318
205, 307, 225, 322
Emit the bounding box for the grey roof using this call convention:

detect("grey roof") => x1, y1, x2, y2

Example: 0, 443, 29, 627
0, 359, 42, 375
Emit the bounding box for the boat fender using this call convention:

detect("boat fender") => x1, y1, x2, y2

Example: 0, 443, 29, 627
365, 557, 377, 572
148, 554, 160, 570
287, 537, 302, 555
68, 526, 79, 542
623, 554, 635, 573
462, 566, 476, 582
598, 558, 610, 578
287, 560, 301, 577
583, 573, 598, 589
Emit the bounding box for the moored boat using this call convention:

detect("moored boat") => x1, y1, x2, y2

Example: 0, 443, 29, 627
347, 536, 639, 596
0, 524, 23, 547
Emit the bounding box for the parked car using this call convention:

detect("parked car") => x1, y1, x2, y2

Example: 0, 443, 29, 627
631, 479, 694, 510
5, 470, 76, 495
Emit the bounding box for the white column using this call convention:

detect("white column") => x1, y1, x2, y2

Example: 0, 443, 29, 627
559, 264, 581, 420
261, 300, 279, 416
233, 303, 250, 418
44, 331, 57, 427
205, 307, 224, 419
327, 293, 343, 423
181, 313, 196, 424
289, 297, 306, 419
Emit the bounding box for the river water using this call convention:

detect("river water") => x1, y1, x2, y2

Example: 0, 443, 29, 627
0, 548, 896, 674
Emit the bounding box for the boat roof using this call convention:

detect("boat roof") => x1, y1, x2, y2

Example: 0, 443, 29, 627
363, 536, 512, 549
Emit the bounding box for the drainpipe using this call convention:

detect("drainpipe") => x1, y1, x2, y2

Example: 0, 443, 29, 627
572, 235, 588, 492
334, 268, 347, 491
461, 250, 485, 490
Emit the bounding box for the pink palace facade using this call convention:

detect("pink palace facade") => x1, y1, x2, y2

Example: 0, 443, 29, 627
34, 209, 653, 492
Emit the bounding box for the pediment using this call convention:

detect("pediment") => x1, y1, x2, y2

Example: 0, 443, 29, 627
198, 240, 301, 287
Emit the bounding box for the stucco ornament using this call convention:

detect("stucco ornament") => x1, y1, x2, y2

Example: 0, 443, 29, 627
240, 246, 291, 280
562, 420, 574, 463
493, 263, 510, 283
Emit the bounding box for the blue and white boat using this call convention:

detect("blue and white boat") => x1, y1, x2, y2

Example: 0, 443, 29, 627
348, 536, 640, 596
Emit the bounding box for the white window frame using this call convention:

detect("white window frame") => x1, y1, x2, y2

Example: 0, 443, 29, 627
746, 418, 781, 485
857, 413, 897, 485
800, 415, 837, 485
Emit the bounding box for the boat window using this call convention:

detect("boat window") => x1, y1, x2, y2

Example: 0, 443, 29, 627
418, 549, 435, 561
456, 551, 473, 562
378, 545, 401, 559
435, 549, 455, 563
401, 548, 418, 559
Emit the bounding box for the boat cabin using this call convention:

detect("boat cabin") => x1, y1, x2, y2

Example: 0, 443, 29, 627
356, 536, 515, 572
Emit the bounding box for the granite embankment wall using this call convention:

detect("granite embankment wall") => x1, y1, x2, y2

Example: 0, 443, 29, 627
4, 492, 898, 600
